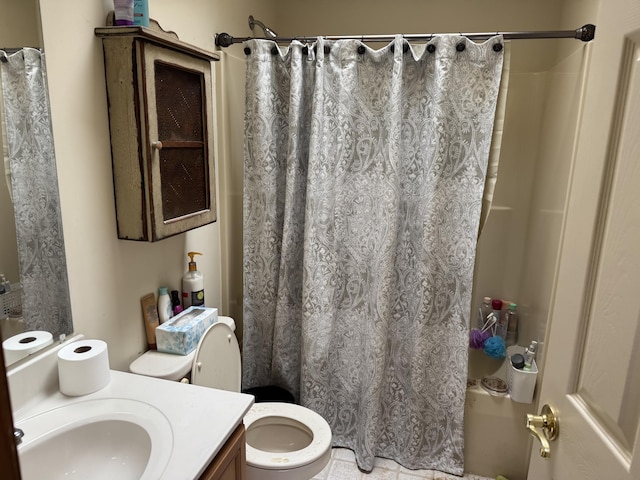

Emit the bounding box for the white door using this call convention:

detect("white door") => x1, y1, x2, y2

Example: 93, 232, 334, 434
528, 0, 640, 479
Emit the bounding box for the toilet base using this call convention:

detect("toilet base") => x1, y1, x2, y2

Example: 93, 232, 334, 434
246, 447, 331, 480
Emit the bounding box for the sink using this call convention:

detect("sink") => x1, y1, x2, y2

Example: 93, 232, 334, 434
16, 398, 173, 480
8, 336, 254, 479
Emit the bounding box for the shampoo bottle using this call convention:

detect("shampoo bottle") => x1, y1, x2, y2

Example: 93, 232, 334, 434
133, 0, 149, 27
182, 252, 204, 308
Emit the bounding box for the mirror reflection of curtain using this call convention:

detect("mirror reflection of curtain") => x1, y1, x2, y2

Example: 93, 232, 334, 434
0, 48, 71, 337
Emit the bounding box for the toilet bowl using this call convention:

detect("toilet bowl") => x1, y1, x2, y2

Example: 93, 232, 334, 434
130, 316, 332, 480
244, 402, 332, 480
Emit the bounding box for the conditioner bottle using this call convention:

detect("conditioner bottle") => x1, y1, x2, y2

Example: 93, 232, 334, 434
182, 252, 204, 308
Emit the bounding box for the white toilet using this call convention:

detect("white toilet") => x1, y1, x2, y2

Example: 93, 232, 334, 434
130, 317, 332, 480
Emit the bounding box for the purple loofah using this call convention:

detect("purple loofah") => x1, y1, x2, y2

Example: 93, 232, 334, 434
483, 335, 507, 359
469, 328, 491, 349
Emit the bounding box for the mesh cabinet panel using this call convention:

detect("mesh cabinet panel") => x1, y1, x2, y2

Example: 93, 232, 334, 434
159, 147, 208, 220
154, 61, 209, 221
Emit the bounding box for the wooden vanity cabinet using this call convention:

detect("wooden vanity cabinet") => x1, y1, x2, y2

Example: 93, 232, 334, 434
199, 423, 247, 480
95, 23, 219, 241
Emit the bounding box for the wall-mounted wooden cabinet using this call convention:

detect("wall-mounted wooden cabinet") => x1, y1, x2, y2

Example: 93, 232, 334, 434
96, 22, 219, 241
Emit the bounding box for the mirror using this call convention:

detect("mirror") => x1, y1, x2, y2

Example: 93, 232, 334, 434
0, 0, 73, 363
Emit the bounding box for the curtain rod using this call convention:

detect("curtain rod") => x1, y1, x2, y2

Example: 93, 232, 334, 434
215, 24, 595, 48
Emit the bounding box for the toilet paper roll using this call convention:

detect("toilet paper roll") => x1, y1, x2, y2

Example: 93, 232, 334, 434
2, 331, 54, 365
57, 339, 111, 396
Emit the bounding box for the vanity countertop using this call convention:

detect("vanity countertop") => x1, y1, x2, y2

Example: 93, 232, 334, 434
9, 336, 254, 480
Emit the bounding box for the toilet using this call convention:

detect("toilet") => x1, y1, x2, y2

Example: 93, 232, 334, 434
130, 317, 332, 480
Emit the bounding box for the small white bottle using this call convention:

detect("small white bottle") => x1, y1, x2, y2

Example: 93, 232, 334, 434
524, 340, 538, 371
0, 274, 10, 294
182, 252, 204, 308
477, 296, 492, 329
157, 287, 173, 324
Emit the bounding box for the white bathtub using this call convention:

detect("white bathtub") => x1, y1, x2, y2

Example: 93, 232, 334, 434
465, 349, 535, 480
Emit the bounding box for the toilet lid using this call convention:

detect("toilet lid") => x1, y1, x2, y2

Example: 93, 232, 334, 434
244, 402, 332, 470
191, 322, 241, 392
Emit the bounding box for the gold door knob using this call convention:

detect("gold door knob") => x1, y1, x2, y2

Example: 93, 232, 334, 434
525, 404, 559, 458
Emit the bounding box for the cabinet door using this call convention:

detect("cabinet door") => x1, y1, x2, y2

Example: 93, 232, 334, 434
141, 42, 217, 240
199, 423, 247, 480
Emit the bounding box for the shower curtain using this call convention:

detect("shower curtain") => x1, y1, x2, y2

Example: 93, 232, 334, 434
243, 35, 504, 475
0, 48, 71, 336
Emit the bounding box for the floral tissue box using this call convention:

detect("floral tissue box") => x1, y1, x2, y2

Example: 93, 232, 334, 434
156, 306, 218, 355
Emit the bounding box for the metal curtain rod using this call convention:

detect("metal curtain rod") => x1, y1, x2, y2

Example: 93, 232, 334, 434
215, 23, 596, 48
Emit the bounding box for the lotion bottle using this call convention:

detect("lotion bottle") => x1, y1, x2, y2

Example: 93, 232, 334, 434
157, 287, 173, 324
182, 252, 204, 308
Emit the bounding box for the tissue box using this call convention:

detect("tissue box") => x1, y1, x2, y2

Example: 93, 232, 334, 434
156, 306, 218, 355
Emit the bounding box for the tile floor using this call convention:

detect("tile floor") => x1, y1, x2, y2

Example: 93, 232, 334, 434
312, 448, 492, 480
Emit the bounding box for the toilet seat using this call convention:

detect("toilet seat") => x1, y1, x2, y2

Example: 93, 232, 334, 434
243, 402, 332, 470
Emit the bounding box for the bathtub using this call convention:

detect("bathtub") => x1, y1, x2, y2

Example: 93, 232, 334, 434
465, 349, 534, 480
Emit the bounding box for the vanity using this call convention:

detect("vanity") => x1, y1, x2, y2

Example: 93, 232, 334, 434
8, 336, 254, 480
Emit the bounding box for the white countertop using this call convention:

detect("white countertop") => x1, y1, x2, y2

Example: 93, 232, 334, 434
9, 337, 254, 480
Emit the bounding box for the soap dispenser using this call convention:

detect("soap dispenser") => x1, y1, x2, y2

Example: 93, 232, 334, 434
182, 252, 204, 308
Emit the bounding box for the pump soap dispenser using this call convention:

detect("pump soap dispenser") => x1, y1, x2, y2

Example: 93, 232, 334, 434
182, 252, 204, 308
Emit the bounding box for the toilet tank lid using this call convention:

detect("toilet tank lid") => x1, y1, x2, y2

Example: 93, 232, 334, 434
129, 349, 195, 381
217, 316, 236, 331
128, 316, 236, 381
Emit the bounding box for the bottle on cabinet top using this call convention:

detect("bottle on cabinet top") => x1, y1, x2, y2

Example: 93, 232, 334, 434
133, 0, 149, 27
113, 0, 134, 26
182, 252, 204, 308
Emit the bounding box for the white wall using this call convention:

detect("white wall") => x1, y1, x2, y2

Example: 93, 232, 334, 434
37, 0, 275, 370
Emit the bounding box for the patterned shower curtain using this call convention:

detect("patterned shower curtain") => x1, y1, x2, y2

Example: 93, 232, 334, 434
0, 48, 71, 337
243, 35, 504, 475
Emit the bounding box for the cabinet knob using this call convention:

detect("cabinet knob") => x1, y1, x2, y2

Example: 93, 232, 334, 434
151, 141, 163, 151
